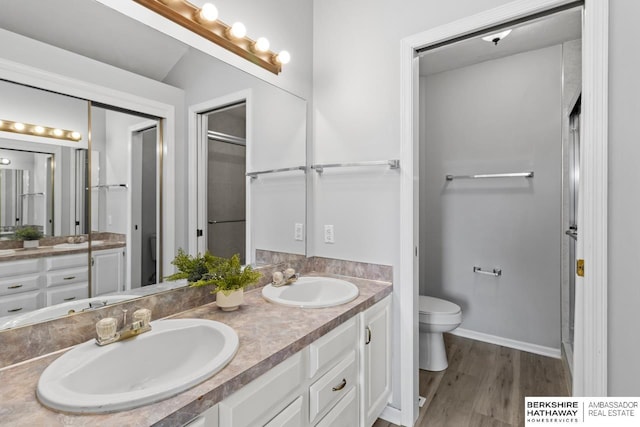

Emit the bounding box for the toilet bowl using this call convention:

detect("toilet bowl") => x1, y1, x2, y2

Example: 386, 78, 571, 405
419, 295, 462, 371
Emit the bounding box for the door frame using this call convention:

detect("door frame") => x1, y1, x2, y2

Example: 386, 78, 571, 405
399, 0, 608, 423
187, 90, 253, 262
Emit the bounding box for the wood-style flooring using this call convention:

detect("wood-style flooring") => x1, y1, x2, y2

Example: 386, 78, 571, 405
373, 334, 569, 427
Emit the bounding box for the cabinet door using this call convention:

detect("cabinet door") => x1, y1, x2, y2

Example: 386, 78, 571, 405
315, 387, 358, 427
360, 295, 391, 427
92, 248, 125, 296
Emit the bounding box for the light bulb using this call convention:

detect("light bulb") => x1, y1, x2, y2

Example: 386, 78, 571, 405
199, 3, 218, 22
254, 37, 270, 52
71, 131, 81, 140
34, 125, 45, 134
0, 158, 10, 165
53, 129, 64, 137
230, 22, 247, 38
13, 122, 25, 131
275, 50, 291, 65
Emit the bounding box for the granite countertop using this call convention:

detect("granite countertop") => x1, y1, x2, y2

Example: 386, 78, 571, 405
0, 273, 392, 426
0, 241, 126, 262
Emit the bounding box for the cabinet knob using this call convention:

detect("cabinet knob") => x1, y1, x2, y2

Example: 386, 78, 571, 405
332, 378, 347, 392
8, 284, 23, 289
63, 297, 77, 301
8, 307, 23, 313
365, 326, 372, 345
63, 276, 76, 280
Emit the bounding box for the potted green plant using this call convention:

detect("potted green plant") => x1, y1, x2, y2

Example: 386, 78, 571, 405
167, 250, 261, 311
14, 226, 44, 249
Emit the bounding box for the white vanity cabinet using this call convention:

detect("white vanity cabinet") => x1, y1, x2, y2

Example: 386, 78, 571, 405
0, 259, 41, 317
360, 295, 392, 427
91, 247, 126, 296
190, 295, 392, 427
44, 253, 89, 305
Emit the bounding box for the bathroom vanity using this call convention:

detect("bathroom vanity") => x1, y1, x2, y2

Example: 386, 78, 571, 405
0, 244, 126, 320
0, 273, 391, 427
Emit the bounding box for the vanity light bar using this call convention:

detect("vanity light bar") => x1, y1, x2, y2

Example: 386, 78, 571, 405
0, 119, 81, 142
133, 0, 290, 75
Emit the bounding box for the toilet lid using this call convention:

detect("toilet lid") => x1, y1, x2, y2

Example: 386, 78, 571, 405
419, 296, 461, 315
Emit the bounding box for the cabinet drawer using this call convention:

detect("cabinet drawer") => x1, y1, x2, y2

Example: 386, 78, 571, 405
0, 275, 40, 296
219, 350, 304, 427
264, 396, 303, 427
46, 284, 89, 306
0, 291, 40, 317
309, 316, 357, 378
46, 254, 87, 271
309, 351, 357, 422
46, 268, 88, 287
314, 387, 358, 427
0, 258, 40, 276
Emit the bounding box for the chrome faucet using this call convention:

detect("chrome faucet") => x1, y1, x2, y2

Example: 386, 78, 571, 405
95, 308, 152, 346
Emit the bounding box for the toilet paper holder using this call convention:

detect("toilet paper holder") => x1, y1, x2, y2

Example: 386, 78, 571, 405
473, 266, 502, 277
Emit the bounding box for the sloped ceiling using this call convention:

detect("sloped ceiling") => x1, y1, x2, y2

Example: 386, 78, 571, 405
0, 0, 189, 82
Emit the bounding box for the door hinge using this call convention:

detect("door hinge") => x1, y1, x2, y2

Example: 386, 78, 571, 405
577, 259, 584, 277
196, 229, 203, 237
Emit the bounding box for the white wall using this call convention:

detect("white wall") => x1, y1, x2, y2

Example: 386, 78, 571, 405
608, 0, 640, 396
0, 79, 88, 149
164, 48, 307, 256
420, 46, 563, 350
0, 28, 185, 274
313, 0, 514, 409
98, 0, 313, 100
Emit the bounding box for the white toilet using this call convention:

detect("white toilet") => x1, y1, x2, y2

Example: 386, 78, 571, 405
419, 295, 462, 371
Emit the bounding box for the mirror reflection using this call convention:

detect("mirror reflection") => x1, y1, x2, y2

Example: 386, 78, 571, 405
0, 0, 307, 330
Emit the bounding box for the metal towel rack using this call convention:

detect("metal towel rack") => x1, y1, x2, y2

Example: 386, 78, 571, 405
311, 159, 400, 174
473, 266, 502, 277
247, 166, 306, 179
91, 184, 129, 189
445, 171, 533, 181
208, 219, 245, 224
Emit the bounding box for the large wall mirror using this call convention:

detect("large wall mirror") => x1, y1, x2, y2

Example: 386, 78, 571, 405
0, 0, 306, 330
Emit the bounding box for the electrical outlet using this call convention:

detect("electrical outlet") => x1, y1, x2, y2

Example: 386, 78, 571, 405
324, 224, 335, 244
294, 223, 304, 241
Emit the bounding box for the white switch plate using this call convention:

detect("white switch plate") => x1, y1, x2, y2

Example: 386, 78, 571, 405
324, 225, 335, 243
294, 223, 304, 241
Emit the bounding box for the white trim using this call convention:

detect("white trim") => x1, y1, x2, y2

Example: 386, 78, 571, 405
0, 57, 177, 288
450, 328, 562, 359
187, 90, 253, 262
400, 2, 608, 421
378, 404, 402, 425
573, 0, 608, 397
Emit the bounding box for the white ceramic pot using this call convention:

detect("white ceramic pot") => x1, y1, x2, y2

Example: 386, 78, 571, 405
23, 240, 39, 250
216, 289, 244, 312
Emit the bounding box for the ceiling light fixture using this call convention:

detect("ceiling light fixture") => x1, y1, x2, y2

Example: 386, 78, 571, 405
0, 119, 82, 142
133, 0, 289, 75
482, 29, 512, 46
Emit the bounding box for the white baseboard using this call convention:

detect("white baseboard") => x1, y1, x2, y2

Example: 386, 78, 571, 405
450, 328, 561, 359
378, 404, 402, 425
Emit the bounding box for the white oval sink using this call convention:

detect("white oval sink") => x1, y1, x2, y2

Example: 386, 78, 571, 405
52, 240, 104, 249
0, 295, 137, 330
262, 276, 359, 308
37, 318, 239, 414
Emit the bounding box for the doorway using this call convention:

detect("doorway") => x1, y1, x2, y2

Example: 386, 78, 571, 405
398, 1, 609, 423
196, 101, 248, 263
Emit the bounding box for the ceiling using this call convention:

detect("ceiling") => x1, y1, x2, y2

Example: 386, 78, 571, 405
0, 0, 189, 82
420, 8, 582, 76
